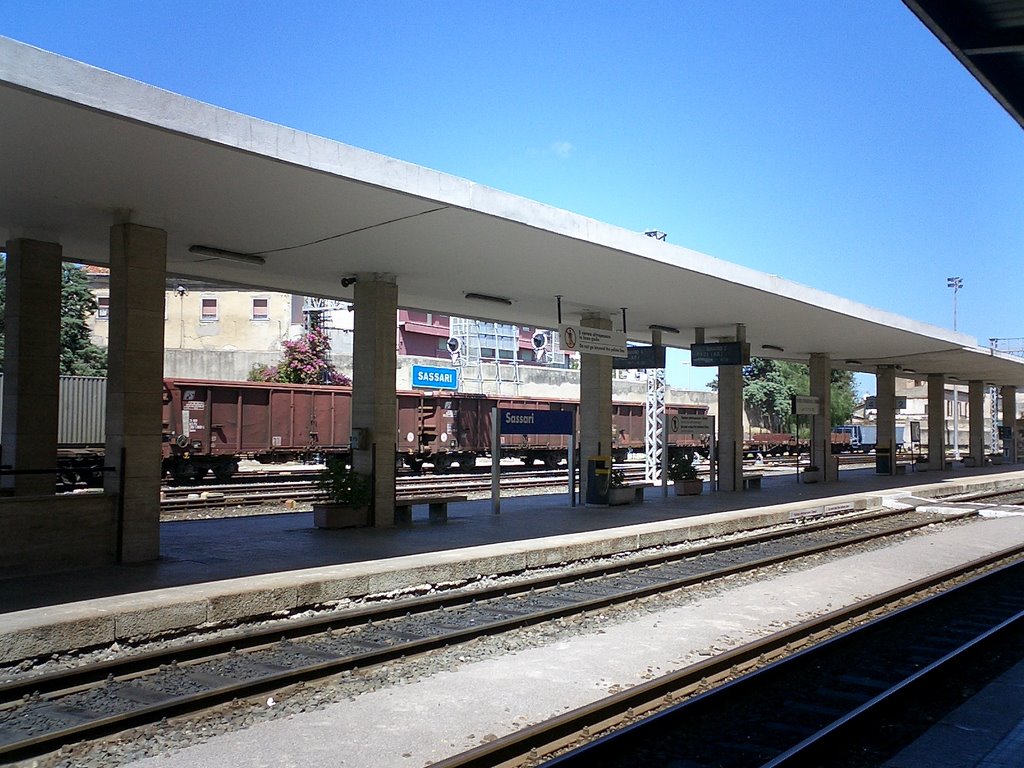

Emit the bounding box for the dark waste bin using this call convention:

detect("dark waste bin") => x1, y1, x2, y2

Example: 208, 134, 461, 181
875, 446, 891, 474
586, 455, 612, 505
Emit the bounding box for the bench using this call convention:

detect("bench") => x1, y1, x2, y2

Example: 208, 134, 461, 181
394, 494, 468, 524
627, 482, 653, 502
742, 474, 763, 490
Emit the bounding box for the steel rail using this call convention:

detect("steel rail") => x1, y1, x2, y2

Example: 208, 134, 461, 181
429, 544, 1024, 768
0, 508, 971, 762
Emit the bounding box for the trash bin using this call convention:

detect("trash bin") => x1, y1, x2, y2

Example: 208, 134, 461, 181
875, 446, 891, 475
586, 455, 612, 505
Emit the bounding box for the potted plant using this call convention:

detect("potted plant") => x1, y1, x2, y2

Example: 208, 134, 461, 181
312, 456, 372, 528
668, 452, 703, 496
606, 468, 635, 506
802, 465, 821, 484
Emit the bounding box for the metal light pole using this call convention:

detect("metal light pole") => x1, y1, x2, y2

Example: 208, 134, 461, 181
947, 277, 963, 460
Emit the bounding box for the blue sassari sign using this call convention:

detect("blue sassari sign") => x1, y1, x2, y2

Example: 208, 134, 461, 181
411, 365, 458, 390
500, 408, 574, 435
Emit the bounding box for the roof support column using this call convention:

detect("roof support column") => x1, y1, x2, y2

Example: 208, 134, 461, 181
105, 224, 166, 562
968, 380, 986, 467
808, 354, 834, 482
717, 324, 745, 492
927, 374, 946, 471
1001, 386, 1017, 464
876, 366, 897, 475
1, 238, 61, 496
579, 313, 612, 504
352, 273, 397, 527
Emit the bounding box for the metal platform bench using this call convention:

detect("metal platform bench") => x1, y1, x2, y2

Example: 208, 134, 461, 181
394, 495, 468, 524
742, 474, 763, 490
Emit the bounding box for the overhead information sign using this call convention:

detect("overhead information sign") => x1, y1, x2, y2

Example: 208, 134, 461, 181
612, 345, 667, 370
791, 395, 820, 415
411, 365, 458, 390
499, 409, 574, 435
690, 342, 750, 367
669, 414, 715, 434
559, 324, 627, 358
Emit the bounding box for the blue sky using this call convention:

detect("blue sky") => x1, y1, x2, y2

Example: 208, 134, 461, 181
4, 1, 1022, 395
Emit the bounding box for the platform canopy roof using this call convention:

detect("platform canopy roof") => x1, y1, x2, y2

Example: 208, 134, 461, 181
3, 36, 1024, 387
905, 0, 1024, 131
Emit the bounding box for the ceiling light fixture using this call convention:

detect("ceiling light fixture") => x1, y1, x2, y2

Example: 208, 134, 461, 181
465, 292, 513, 306
189, 245, 266, 266
648, 324, 680, 334
761, 344, 784, 352
844, 359, 862, 366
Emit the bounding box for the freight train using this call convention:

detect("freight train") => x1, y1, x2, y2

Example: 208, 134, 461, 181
161, 378, 709, 482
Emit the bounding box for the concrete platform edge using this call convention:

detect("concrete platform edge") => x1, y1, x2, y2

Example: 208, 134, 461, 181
1, 473, 1019, 664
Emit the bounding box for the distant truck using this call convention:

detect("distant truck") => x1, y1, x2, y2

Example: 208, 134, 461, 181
832, 425, 905, 453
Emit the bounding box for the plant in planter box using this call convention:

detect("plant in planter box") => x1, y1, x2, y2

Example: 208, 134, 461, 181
668, 452, 703, 496
802, 465, 821, 484
313, 456, 373, 528
606, 467, 635, 505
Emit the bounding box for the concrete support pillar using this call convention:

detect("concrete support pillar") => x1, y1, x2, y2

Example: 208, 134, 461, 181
352, 274, 397, 527
968, 380, 985, 466
1, 239, 62, 496
876, 366, 897, 475
717, 325, 745, 492
927, 374, 946, 471
579, 313, 612, 503
104, 224, 167, 562
808, 354, 834, 482
1001, 385, 1017, 463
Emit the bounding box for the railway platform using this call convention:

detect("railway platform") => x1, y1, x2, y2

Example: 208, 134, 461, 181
2, 463, 1024, 666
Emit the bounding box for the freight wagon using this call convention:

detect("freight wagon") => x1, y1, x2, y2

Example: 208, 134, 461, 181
162, 378, 709, 482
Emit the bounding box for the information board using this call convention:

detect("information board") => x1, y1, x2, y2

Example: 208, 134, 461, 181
612, 345, 667, 370
559, 324, 627, 357
690, 342, 750, 367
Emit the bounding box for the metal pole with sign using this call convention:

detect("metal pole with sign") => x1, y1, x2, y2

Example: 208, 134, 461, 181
491, 406, 500, 514
568, 412, 576, 508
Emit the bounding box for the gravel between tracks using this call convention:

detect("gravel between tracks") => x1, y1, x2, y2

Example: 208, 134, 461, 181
13, 513, 1017, 768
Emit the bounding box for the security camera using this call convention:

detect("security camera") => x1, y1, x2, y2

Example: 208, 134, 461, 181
341, 276, 357, 288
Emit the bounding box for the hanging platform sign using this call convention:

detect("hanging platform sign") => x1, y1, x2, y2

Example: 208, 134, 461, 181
612, 345, 667, 369
791, 395, 821, 415
669, 414, 715, 434
559, 324, 626, 357
411, 365, 459, 390
690, 342, 750, 367
499, 409, 574, 435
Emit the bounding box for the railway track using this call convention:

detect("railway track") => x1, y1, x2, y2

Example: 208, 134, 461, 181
435, 546, 1024, 768
0, 506, 975, 763
0, 505, 974, 765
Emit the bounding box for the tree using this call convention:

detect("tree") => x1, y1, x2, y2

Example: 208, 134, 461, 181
706, 357, 858, 432
0, 258, 108, 375
249, 326, 351, 386
59, 264, 107, 376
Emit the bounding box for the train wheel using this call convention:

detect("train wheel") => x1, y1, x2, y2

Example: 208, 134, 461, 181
543, 454, 560, 470
213, 462, 238, 482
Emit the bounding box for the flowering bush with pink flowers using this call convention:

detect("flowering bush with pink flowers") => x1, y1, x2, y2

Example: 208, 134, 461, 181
248, 328, 351, 386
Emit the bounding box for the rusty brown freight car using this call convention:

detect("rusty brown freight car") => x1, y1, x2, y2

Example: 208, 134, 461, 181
161, 378, 710, 481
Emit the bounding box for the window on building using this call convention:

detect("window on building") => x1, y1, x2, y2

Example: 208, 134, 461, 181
251, 297, 269, 321
201, 297, 218, 322
97, 295, 109, 320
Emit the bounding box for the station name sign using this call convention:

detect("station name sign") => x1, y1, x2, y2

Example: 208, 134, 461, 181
559, 324, 627, 358
612, 345, 667, 370
499, 409, 574, 435
690, 342, 750, 367
411, 365, 458, 390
